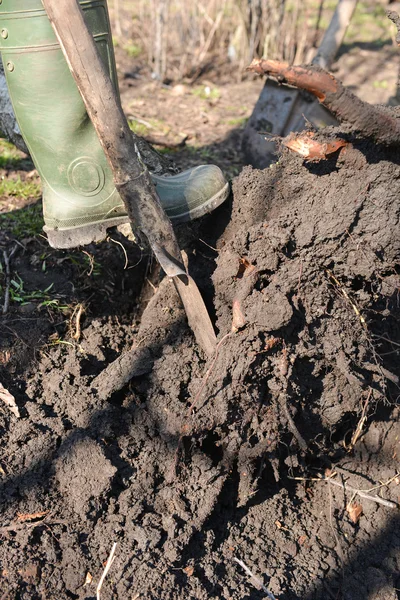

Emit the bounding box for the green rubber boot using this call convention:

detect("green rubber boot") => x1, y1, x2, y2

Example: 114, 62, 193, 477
0, 0, 229, 249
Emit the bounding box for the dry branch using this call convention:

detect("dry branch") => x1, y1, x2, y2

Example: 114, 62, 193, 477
247, 59, 400, 146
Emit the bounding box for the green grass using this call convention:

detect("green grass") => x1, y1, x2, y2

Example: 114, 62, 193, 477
0, 139, 32, 169
128, 119, 149, 136
344, 2, 391, 45
0, 176, 41, 201
225, 116, 249, 128
123, 42, 142, 58
4, 273, 53, 306
192, 86, 221, 102
0, 201, 43, 237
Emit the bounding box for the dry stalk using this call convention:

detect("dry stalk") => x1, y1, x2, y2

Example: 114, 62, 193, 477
108, 236, 129, 269
290, 471, 399, 509
2, 245, 17, 315
346, 388, 372, 451
233, 557, 276, 600
96, 542, 117, 600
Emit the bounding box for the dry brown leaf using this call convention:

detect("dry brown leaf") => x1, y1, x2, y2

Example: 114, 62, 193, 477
0, 383, 20, 418
17, 510, 49, 523
236, 257, 256, 280
84, 572, 93, 586
282, 131, 347, 161
184, 566, 194, 577
347, 501, 363, 524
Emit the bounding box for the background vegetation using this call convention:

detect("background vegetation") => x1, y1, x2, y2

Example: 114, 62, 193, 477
109, 0, 393, 81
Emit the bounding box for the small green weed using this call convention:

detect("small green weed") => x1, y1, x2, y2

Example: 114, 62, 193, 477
0, 202, 43, 237
128, 120, 149, 137
123, 42, 142, 58
0, 139, 32, 169
372, 80, 388, 90
6, 273, 54, 306
0, 176, 41, 201
225, 116, 249, 128
63, 251, 102, 278
192, 86, 220, 102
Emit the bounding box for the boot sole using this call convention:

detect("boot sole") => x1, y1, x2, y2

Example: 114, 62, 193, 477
44, 182, 230, 249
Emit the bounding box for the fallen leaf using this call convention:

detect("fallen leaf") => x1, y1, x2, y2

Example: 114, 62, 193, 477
347, 501, 363, 524
0, 383, 20, 418
84, 572, 93, 586
17, 510, 49, 523
184, 566, 194, 577
236, 257, 256, 279
282, 131, 347, 161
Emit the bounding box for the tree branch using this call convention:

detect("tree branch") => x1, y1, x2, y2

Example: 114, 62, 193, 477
247, 59, 400, 146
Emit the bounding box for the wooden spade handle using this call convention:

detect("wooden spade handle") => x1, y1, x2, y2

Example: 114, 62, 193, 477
41, 0, 217, 355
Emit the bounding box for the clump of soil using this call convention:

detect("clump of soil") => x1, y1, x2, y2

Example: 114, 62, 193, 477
0, 135, 399, 599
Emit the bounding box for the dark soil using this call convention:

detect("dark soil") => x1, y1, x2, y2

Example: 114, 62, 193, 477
0, 123, 399, 600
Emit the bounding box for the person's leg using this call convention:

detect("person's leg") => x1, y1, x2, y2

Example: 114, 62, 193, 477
0, 0, 229, 249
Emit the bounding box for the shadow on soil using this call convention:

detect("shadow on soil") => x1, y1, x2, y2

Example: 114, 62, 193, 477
0, 126, 399, 599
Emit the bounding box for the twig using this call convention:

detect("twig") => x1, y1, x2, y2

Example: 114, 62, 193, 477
281, 395, 307, 452
326, 269, 367, 330
2, 246, 17, 315
96, 542, 117, 600
81, 250, 95, 276
199, 238, 218, 252
143, 134, 188, 149
326, 476, 397, 508
289, 472, 399, 508
327, 480, 345, 567
233, 557, 276, 600
126, 115, 154, 129
0, 518, 66, 534
346, 388, 372, 451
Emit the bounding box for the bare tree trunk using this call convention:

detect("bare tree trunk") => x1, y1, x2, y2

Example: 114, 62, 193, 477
153, 0, 169, 80
114, 0, 123, 37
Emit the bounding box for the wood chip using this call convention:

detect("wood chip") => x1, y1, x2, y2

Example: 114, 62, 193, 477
17, 510, 49, 523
